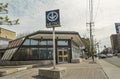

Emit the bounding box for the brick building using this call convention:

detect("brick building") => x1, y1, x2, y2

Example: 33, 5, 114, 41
110, 34, 120, 53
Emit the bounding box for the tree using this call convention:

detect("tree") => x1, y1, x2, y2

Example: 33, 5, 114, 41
0, 3, 19, 25
82, 38, 96, 58
82, 38, 91, 57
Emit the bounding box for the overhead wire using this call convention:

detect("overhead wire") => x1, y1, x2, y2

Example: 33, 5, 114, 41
93, 0, 100, 22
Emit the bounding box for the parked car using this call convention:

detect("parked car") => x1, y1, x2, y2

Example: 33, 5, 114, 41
107, 54, 113, 57
117, 53, 120, 58
113, 53, 118, 56
99, 54, 107, 58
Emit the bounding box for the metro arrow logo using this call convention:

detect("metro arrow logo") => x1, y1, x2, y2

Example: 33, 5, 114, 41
47, 11, 58, 22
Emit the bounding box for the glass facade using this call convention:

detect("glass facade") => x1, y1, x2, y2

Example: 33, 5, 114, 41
11, 39, 54, 60
12, 48, 53, 60
1, 36, 82, 62
72, 42, 81, 59
23, 39, 53, 46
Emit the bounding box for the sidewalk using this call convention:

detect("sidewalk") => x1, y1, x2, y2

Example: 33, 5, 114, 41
0, 65, 33, 76
1, 58, 119, 79
56, 58, 108, 79
98, 59, 120, 79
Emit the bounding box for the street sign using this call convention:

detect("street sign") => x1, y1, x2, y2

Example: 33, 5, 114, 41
115, 23, 120, 34
46, 9, 60, 28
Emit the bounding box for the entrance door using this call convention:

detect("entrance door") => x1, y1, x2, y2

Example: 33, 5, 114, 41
58, 49, 68, 63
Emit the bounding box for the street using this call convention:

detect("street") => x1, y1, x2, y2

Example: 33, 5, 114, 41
104, 56, 120, 67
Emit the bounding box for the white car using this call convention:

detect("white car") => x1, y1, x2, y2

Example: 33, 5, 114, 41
99, 54, 107, 58
107, 54, 113, 57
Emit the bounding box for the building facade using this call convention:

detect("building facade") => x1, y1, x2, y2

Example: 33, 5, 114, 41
110, 34, 120, 53
1, 30, 84, 64
0, 27, 16, 40
0, 27, 16, 59
0, 27, 16, 48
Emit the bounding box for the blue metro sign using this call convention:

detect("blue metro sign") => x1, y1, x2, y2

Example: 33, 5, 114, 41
46, 9, 60, 28
115, 23, 120, 34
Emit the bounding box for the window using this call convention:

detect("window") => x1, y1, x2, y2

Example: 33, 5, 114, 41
31, 39, 38, 45
31, 48, 39, 59
39, 41, 47, 45
57, 40, 68, 46
23, 39, 30, 45
38, 48, 53, 59
47, 40, 53, 45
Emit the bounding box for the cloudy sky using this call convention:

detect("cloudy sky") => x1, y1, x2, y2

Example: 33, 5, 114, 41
0, 0, 119, 50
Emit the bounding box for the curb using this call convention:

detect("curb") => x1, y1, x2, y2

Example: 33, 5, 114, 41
97, 59, 109, 79
0, 65, 34, 77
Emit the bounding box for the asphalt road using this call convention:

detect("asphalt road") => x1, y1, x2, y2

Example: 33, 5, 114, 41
104, 56, 120, 67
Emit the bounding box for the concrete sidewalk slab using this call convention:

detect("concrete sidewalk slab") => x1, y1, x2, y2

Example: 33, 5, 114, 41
0, 65, 34, 76
0, 68, 18, 76
56, 59, 108, 79
99, 59, 120, 79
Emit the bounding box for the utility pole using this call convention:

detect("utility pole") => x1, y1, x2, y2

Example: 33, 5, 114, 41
89, 0, 94, 62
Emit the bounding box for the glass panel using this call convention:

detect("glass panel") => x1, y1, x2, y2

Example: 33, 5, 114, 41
8, 48, 17, 60
4, 50, 11, 60
58, 51, 63, 62
39, 41, 47, 45
13, 48, 30, 61
1, 48, 18, 60
31, 48, 39, 59
57, 40, 68, 46
23, 39, 30, 45
38, 48, 53, 59
6, 49, 12, 60
72, 46, 80, 59
1, 50, 9, 60
64, 51, 68, 62
6, 47, 53, 60
47, 40, 53, 45
31, 39, 38, 45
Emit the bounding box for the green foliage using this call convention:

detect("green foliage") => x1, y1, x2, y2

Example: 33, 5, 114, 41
0, 3, 8, 14
82, 38, 96, 56
0, 21, 2, 25
0, 3, 19, 25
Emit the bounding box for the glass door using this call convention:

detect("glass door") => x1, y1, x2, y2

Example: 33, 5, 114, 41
58, 49, 68, 63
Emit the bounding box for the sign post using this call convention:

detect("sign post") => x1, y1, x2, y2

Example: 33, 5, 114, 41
53, 27, 55, 69
46, 9, 61, 69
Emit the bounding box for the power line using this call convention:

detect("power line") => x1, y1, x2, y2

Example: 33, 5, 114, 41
93, 0, 101, 22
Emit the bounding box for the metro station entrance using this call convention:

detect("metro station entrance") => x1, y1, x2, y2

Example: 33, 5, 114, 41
57, 49, 69, 63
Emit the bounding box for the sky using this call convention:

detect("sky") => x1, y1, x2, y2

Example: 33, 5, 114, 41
0, 0, 119, 50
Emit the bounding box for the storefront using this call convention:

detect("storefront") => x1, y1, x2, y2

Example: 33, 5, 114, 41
1, 30, 84, 63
